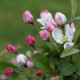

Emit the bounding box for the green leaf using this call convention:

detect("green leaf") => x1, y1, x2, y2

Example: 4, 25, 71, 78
58, 60, 76, 76
49, 35, 60, 53
71, 0, 77, 18
39, 45, 50, 53
61, 45, 79, 58
58, 76, 63, 80
0, 49, 9, 58
32, 54, 50, 71
74, 24, 80, 44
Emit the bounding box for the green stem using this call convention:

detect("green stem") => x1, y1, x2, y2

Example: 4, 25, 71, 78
34, 23, 39, 31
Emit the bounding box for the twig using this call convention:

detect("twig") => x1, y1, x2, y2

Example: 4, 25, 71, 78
74, 71, 80, 78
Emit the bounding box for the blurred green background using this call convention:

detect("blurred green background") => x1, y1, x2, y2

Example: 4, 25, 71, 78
0, 0, 80, 51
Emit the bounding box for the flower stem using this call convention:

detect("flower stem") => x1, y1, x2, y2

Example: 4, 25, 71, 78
74, 71, 80, 78
33, 45, 39, 52
34, 23, 39, 31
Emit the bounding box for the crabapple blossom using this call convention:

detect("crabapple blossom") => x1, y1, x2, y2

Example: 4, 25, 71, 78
39, 30, 50, 40
40, 10, 49, 17
37, 70, 42, 76
22, 10, 33, 24
26, 35, 35, 45
0, 74, 6, 80
7, 44, 15, 53
16, 54, 27, 67
33, 50, 38, 54
27, 60, 34, 68
50, 77, 57, 80
45, 19, 57, 31
71, 22, 75, 32
37, 10, 53, 29
55, 12, 67, 25
5, 68, 12, 76
52, 24, 74, 49
26, 50, 32, 57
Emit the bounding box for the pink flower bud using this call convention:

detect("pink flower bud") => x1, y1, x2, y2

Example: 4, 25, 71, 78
26, 35, 35, 45
45, 19, 57, 31
33, 50, 38, 54
39, 30, 50, 40
27, 60, 34, 68
37, 70, 42, 76
50, 77, 57, 80
0, 74, 6, 80
7, 44, 15, 53
41, 10, 49, 14
40, 10, 49, 18
71, 22, 75, 32
16, 54, 27, 67
22, 10, 33, 24
55, 12, 67, 25
5, 68, 12, 76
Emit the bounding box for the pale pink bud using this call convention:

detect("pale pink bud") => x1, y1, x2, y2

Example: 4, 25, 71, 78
26, 35, 35, 45
33, 50, 38, 54
55, 12, 67, 25
16, 54, 27, 67
26, 50, 32, 57
45, 19, 57, 31
7, 44, 15, 53
39, 30, 50, 40
22, 10, 33, 24
50, 77, 57, 80
71, 22, 75, 32
5, 68, 12, 76
27, 60, 34, 68
0, 74, 6, 80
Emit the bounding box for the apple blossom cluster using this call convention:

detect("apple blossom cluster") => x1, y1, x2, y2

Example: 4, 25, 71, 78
37, 10, 75, 49
5, 9, 77, 80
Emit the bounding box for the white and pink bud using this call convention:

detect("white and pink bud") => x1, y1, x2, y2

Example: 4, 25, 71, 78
40, 10, 49, 17
0, 74, 6, 80
45, 19, 57, 31
39, 30, 50, 40
16, 54, 27, 67
71, 22, 75, 32
33, 50, 38, 54
7, 44, 15, 53
26, 35, 35, 45
26, 50, 32, 57
50, 77, 57, 80
5, 68, 12, 76
27, 60, 34, 68
22, 10, 33, 24
55, 12, 67, 25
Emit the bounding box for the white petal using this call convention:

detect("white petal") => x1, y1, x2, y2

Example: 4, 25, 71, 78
65, 24, 73, 42
52, 28, 63, 44
37, 19, 46, 26
64, 42, 74, 49
41, 26, 46, 29
41, 13, 52, 19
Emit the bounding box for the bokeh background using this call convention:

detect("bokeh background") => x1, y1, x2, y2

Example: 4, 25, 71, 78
0, 0, 80, 79
0, 0, 80, 51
